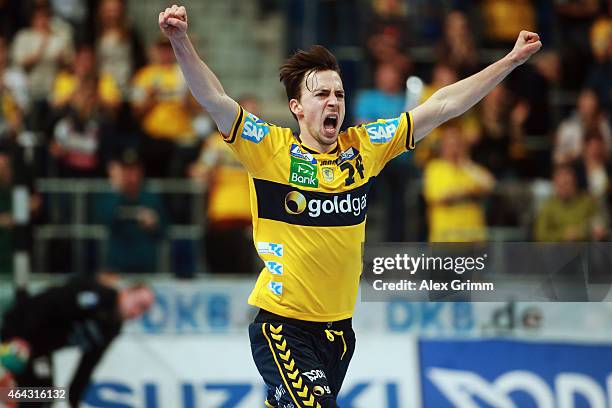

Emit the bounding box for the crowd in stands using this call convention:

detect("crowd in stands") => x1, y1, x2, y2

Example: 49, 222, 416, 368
350, 0, 611, 244
0, 0, 609, 276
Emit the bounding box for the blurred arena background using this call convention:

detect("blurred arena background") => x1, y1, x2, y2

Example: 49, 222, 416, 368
0, 0, 611, 407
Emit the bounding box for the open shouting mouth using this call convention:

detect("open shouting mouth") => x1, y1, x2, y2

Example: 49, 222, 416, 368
322, 113, 338, 136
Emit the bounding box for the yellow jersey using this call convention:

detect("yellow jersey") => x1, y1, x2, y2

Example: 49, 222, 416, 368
225, 106, 414, 321
200, 133, 252, 224
131, 64, 194, 144
51, 71, 121, 107
423, 159, 488, 242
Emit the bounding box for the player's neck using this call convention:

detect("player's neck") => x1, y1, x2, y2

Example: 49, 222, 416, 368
298, 131, 337, 154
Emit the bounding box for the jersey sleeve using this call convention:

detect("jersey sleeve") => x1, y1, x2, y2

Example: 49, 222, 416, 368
222, 105, 289, 176
359, 111, 415, 174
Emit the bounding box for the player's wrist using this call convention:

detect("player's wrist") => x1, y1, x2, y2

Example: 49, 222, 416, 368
503, 51, 523, 69
169, 33, 189, 43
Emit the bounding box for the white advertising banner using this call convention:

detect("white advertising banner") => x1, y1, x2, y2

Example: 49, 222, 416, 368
54, 334, 420, 408
121, 278, 612, 343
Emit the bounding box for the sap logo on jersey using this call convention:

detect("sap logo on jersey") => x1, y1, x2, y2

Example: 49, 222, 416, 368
241, 113, 270, 143
285, 191, 367, 217
257, 242, 284, 257
265, 261, 283, 275
428, 368, 612, 407
365, 118, 399, 144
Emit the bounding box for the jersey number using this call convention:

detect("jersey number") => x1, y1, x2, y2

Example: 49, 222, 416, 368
340, 155, 365, 186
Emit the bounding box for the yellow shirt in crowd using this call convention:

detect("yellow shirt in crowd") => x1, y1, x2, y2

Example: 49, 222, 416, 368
132, 64, 194, 144
51, 71, 121, 107
201, 133, 252, 224
482, 0, 536, 42
424, 159, 488, 242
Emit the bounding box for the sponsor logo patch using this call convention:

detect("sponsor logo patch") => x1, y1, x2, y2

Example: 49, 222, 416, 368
241, 113, 270, 143
265, 261, 284, 275
289, 156, 319, 187
336, 147, 359, 165
289, 144, 316, 163
268, 281, 283, 296
365, 118, 399, 144
284, 191, 367, 218
254, 178, 372, 227
257, 242, 284, 257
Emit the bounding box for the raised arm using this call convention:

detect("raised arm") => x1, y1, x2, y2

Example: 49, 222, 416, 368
159, 5, 238, 136
412, 31, 542, 142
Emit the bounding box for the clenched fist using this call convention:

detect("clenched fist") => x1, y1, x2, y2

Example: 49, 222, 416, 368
508, 31, 542, 66
159, 4, 188, 40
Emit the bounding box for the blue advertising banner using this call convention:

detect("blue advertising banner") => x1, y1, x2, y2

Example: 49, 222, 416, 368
420, 339, 612, 408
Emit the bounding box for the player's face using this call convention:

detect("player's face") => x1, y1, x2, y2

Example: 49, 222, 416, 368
292, 70, 345, 151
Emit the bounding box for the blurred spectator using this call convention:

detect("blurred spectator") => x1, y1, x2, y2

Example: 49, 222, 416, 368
0, 36, 29, 115
354, 62, 405, 123
131, 37, 197, 178
98, 101, 141, 174
49, 0, 92, 43
534, 164, 607, 241
48, 75, 106, 177
363, 0, 412, 80
506, 50, 560, 137
0, 152, 12, 274
353, 62, 413, 240
415, 63, 480, 167
574, 133, 610, 202
0, 57, 23, 146
95, 149, 167, 274
51, 44, 121, 115
479, 0, 536, 47
554, 88, 611, 165
436, 10, 478, 78
554, 0, 600, 89
30, 0, 75, 42
190, 97, 258, 274
585, 11, 611, 115
423, 125, 495, 242
95, 0, 145, 95
472, 85, 532, 178
11, 3, 74, 130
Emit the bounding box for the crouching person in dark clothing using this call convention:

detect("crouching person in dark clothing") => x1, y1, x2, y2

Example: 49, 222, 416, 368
0, 277, 155, 407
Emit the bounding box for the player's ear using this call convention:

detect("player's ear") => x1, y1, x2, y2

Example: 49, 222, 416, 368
289, 99, 303, 118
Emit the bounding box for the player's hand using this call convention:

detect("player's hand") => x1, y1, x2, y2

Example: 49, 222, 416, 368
508, 31, 542, 66
159, 4, 188, 40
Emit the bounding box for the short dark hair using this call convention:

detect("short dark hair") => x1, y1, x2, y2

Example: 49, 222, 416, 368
279, 45, 341, 105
